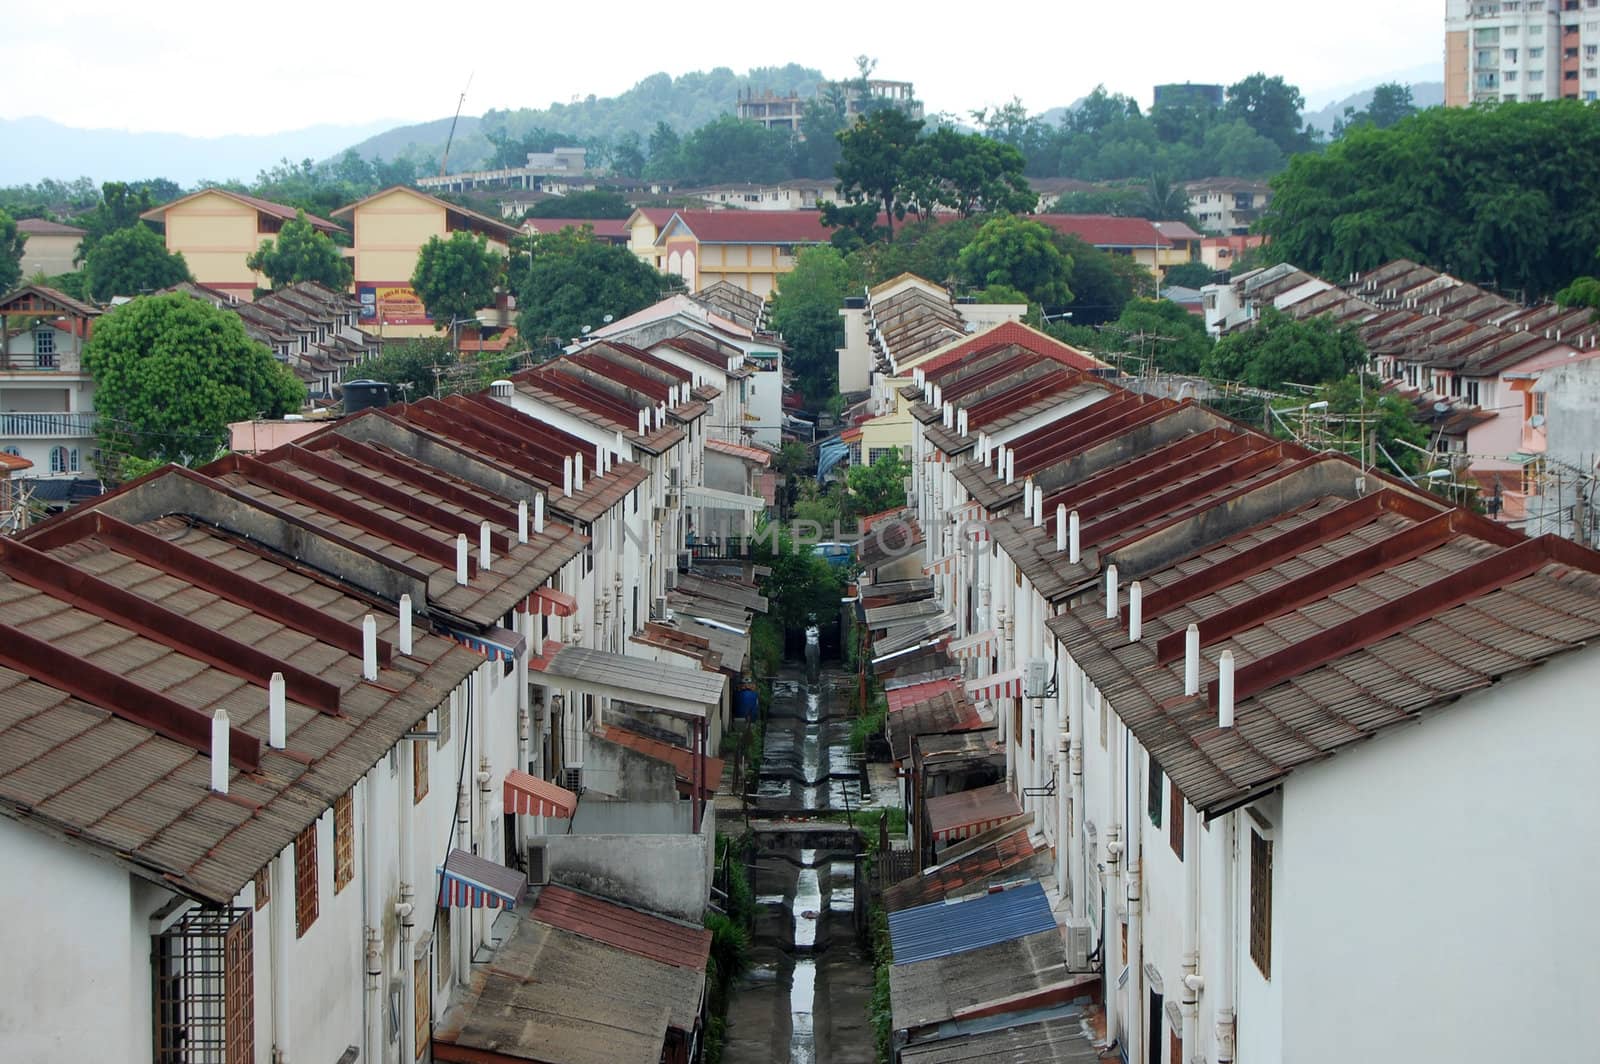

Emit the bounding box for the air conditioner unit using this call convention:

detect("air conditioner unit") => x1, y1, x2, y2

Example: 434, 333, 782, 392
651, 595, 668, 622
561, 767, 583, 794
526, 843, 549, 886
665, 491, 681, 509
1023, 657, 1051, 699
676, 551, 691, 574
1064, 916, 1094, 972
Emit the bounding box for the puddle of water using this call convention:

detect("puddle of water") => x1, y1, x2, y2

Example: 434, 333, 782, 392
789, 958, 817, 1064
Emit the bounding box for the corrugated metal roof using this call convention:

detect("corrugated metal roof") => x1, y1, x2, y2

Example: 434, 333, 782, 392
888, 881, 1055, 965
534, 884, 711, 971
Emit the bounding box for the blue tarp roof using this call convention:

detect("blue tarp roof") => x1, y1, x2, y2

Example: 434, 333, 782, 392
887, 880, 1055, 966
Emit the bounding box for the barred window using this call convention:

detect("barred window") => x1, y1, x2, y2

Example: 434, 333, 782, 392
334, 793, 355, 894
253, 867, 270, 911
413, 739, 429, 804
1250, 830, 1273, 978
294, 825, 318, 938
437, 698, 451, 749
1147, 757, 1163, 829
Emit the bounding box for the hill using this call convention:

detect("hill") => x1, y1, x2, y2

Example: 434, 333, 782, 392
341, 64, 826, 171
1304, 81, 1444, 134
0, 115, 400, 185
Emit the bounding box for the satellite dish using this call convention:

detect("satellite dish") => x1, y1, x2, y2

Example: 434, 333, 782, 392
603, 314, 614, 323
1432, 401, 1450, 414
581, 325, 592, 335
1530, 414, 1546, 428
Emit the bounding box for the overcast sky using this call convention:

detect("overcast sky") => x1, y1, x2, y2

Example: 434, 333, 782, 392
6, 1, 1443, 137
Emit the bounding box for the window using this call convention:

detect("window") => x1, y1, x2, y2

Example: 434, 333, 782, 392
438, 912, 453, 987
1169, 780, 1184, 858
1147, 757, 1163, 829
1531, 46, 1546, 58
294, 825, 318, 938
153, 906, 254, 1064
1506, 47, 1520, 61
1507, 69, 1521, 81
413, 738, 429, 803
334, 792, 354, 894
1249, 830, 1273, 978
49, 446, 78, 474
414, 955, 430, 1059
254, 867, 270, 911
1465, 379, 1481, 406
33, 328, 56, 366
437, 696, 451, 749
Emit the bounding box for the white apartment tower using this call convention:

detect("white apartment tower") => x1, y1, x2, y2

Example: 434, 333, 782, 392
1447, 0, 1600, 105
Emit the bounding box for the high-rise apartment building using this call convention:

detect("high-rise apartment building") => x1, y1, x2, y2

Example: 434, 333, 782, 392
1446, 0, 1600, 105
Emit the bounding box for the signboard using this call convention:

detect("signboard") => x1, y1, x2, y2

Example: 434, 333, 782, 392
357, 283, 432, 327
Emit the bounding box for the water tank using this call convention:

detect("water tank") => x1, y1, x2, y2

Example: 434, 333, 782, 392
843, 296, 866, 309
735, 684, 759, 721
342, 379, 391, 415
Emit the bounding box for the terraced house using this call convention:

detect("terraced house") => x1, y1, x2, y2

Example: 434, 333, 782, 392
0, 333, 766, 1063
871, 344, 1600, 1062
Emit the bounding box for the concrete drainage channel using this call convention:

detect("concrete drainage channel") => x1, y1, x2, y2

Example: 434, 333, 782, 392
722, 667, 878, 1064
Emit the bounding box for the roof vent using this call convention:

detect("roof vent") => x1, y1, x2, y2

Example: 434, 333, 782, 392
490, 379, 514, 398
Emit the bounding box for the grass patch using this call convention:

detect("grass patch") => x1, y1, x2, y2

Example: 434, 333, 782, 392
867, 902, 894, 1062
703, 832, 758, 1064
850, 688, 888, 754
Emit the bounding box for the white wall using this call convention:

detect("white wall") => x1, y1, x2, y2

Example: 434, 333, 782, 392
0, 817, 160, 1064
1275, 646, 1600, 1063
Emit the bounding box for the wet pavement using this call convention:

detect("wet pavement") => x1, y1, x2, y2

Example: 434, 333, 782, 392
723, 665, 876, 1064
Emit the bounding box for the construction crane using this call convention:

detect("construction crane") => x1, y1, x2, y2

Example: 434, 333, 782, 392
439, 73, 474, 178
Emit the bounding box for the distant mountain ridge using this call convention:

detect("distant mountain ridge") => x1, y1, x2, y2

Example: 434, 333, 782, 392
0, 116, 401, 186
1303, 81, 1444, 133
343, 64, 828, 173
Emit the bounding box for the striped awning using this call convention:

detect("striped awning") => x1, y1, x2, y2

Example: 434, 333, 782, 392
529, 586, 578, 617
922, 553, 956, 576
503, 770, 576, 818
947, 628, 997, 660
966, 522, 991, 543
956, 501, 985, 522
449, 625, 525, 662
966, 667, 1024, 702
438, 849, 526, 910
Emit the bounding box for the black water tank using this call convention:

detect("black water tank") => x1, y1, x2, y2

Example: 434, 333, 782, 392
843, 296, 866, 309
343, 379, 391, 414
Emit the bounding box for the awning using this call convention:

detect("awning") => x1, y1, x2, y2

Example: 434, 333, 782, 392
531, 644, 727, 720
683, 485, 765, 512
966, 667, 1024, 702
529, 586, 578, 617
947, 628, 997, 660
504, 770, 577, 818
925, 782, 1024, 845
922, 553, 956, 576
449, 625, 526, 662
438, 848, 526, 909
966, 522, 990, 543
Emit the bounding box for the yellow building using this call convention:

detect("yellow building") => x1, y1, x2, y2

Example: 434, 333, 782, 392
646, 210, 830, 297
141, 189, 344, 298
332, 186, 520, 337
16, 218, 85, 277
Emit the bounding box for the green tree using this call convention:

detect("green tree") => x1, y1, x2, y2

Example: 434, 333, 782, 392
1202, 308, 1366, 387
524, 190, 632, 219
1335, 83, 1417, 137
845, 450, 911, 519
83, 292, 304, 468
675, 115, 796, 184
411, 231, 504, 332
958, 216, 1075, 306
1261, 102, 1600, 297
644, 121, 683, 181
1056, 235, 1149, 322
1051, 186, 1146, 215
769, 245, 853, 400
514, 228, 682, 351
1161, 261, 1222, 289
1105, 298, 1214, 373
833, 108, 925, 239
83, 225, 192, 300
794, 88, 849, 178
610, 133, 647, 178
74, 181, 158, 264
346, 337, 454, 401
245, 210, 352, 291
1556, 276, 1600, 318
902, 128, 1035, 218
0, 209, 23, 293
1224, 74, 1310, 155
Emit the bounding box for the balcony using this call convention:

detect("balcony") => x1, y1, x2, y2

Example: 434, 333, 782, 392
0, 411, 97, 438
0, 352, 80, 373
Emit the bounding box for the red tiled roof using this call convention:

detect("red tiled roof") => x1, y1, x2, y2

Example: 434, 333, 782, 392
0, 453, 34, 472
533, 884, 711, 971
705, 437, 772, 466
600, 725, 724, 798
925, 782, 1024, 842
664, 209, 832, 244
1033, 214, 1171, 248
524, 218, 629, 239
916, 321, 1105, 376
886, 678, 962, 713
883, 825, 1037, 911
16, 218, 85, 236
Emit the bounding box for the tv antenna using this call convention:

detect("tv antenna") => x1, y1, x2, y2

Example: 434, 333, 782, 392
440, 72, 474, 177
